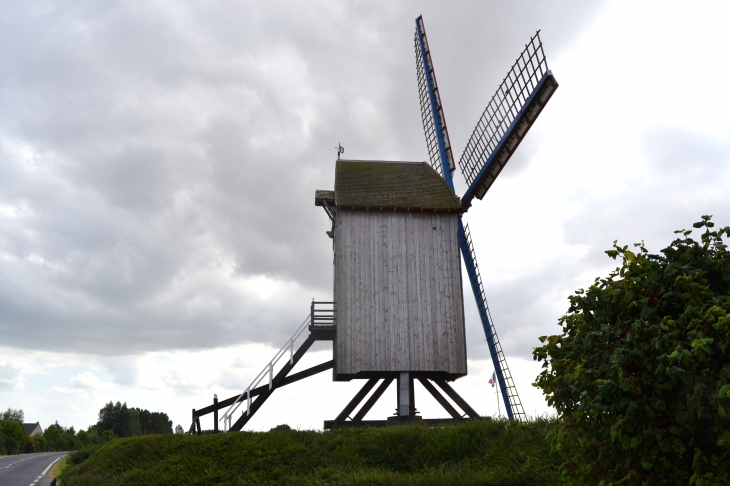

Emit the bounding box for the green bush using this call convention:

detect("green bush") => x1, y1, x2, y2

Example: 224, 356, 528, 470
0, 419, 28, 455
60, 419, 562, 486
534, 216, 730, 485
31, 434, 48, 453
67, 444, 105, 465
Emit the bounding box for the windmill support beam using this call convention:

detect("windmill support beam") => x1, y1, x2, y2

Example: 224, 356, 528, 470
418, 378, 462, 419
325, 375, 479, 429
189, 360, 334, 432
352, 378, 394, 422
213, 395, 218, 433
433, 379, 480, 419
334, 378, 379, 426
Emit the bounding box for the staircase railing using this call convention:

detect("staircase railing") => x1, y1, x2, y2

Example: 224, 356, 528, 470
310, 301, 336, 327
219, 313, 311, 431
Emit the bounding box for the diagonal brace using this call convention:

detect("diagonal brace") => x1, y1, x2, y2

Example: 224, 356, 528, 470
433, 379, 480, 419
418, 378, 461, 419
195, 360, 334, 418
353, 378, 393, 422
335, 379, 379, 425
229, 335, 316, 431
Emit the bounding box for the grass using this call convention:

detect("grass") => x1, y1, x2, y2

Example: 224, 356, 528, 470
59, 418, 562, 485
47, 455, 68, 478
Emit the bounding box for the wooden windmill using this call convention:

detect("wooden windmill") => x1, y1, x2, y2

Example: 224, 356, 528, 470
189, 15, 557, 433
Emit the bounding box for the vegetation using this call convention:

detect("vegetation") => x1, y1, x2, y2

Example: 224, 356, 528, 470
96, 401, 173, 437
47, 455, 68, 479
534, 216, 730, 485
0, 407, 40, 454
0, 401, 174, 455
0, 416, 27, 454
1, 407, 24, 422
59, 419, 561, 486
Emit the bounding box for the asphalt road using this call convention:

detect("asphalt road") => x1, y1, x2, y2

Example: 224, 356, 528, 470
0, 451, 67, 486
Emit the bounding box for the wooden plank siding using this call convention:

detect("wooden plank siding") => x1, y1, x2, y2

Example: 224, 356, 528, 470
334, 210, 467, 379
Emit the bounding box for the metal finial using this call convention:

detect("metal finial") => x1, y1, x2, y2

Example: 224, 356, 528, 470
335, 143, 344, 160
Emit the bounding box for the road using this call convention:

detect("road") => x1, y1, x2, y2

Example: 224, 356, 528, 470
0, 451, 67, 486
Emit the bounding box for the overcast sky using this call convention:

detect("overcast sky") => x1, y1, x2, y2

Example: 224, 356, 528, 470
2, 0, 730, 432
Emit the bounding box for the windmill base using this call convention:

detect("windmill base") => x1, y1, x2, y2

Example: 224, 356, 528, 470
190, 309, 481, 433
324, 372, 480, 429
324, 418, 476, 430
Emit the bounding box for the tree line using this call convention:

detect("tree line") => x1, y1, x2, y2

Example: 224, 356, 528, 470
0, 401, 179, 455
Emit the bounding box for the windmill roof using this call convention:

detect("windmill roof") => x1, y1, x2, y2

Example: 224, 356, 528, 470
334, 160, 460, 211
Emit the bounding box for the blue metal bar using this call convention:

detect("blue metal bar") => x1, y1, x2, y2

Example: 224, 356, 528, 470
457, 217, 513, 420
415, 17, 454, 192
461, 71, 558, 206
416, 16, 514, 420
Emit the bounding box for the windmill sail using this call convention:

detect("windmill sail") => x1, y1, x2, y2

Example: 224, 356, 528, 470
458, 221, 525, 422
459, 31, 558, 206
415, 16, 456, 180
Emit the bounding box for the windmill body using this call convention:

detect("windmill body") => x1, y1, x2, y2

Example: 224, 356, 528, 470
328, 160, 467, 380
191, 15, 557, 433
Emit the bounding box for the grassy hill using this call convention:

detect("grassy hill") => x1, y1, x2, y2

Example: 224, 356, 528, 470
59, 418, 562, 485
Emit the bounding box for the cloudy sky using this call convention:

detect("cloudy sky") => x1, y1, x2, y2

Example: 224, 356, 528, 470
1, 0, 729, 432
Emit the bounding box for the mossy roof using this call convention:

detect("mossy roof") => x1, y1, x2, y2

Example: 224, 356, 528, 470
334, 160, 460, 211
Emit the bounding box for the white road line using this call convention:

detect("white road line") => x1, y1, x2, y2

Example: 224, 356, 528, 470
41, 455, 63, 476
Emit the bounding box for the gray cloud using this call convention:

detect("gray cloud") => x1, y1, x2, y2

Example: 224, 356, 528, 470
0, 1, 608, 354
464, 127, 730, 361
565, 127, 730, 257
99, 356, 140, 387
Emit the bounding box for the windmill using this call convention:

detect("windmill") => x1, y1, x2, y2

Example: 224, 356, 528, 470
189, 15, 557, 433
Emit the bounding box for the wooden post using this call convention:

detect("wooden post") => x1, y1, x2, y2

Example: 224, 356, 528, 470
213, 395, 218, 433
397, 372, 410, 416
191, 409, 196, 435
409, 375, 416, 416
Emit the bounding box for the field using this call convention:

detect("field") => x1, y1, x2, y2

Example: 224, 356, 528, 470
59, 418, 562, 485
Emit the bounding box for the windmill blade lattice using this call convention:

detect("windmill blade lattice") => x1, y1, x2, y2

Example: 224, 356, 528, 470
460, 222, 525, 421
414, 16, 455, 179
459, 31, 558, 205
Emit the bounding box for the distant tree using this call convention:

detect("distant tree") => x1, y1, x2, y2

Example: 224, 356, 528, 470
96, 401, 141, 438
87, 427, 102, 444
43, 422, 77, 451
63, 425, 78, 450
31, 434, 48, 453
137, 408, 173, 435
174, 424, 184, 434
76, 429, 90, 447
43, 423, 63, 451
0, 419, 27, 454
1, 407, 24, 423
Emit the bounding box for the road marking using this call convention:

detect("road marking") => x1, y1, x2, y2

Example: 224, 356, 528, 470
41, 455, 63, 475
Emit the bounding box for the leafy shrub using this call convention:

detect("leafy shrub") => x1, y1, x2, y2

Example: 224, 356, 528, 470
534, 216, 730, 485
59, 419, 563, 486
44, 422, 81, 451
67, 444, 105, 465
0, 419, 28, 455
31, 434, 48, 453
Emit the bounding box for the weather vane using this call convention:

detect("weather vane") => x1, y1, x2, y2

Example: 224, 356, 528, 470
335, 143, 344, 160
